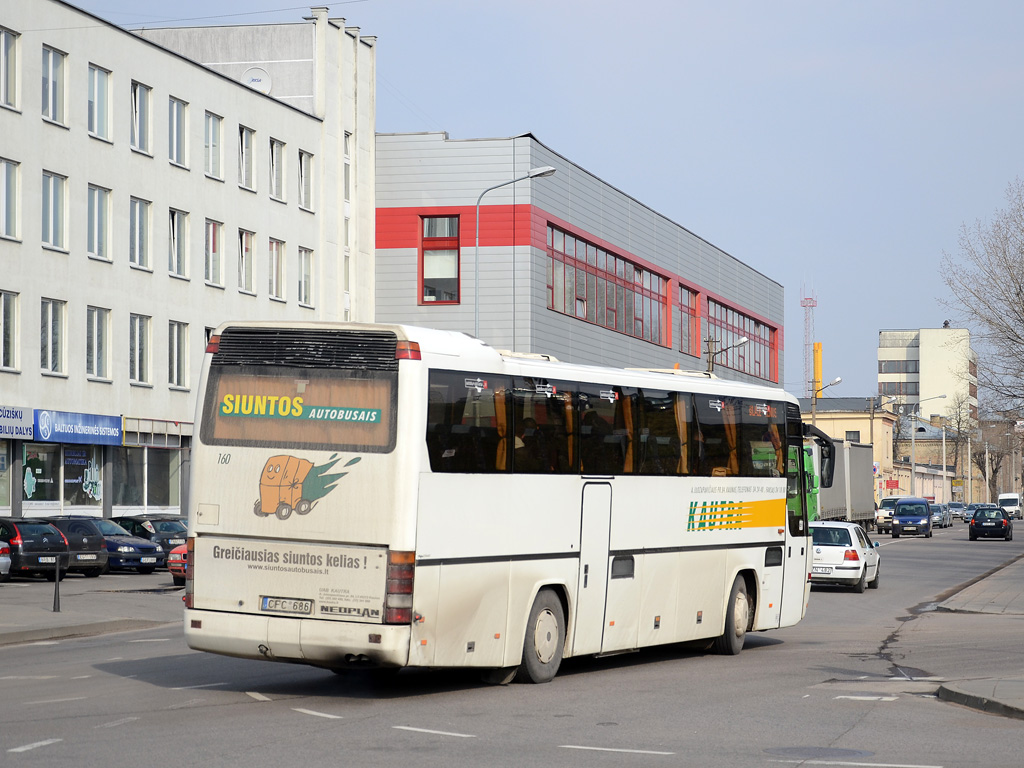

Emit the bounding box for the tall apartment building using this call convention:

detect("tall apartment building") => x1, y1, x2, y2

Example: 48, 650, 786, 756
0, 1, 375, 518
877, 327, 978, 421
376, 132, 784, 384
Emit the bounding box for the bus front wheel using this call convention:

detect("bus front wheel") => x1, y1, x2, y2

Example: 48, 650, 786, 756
518, 589, 565, 684
714, 576, 749, 655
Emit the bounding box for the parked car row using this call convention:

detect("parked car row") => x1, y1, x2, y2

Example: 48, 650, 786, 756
0, 514, 186, 581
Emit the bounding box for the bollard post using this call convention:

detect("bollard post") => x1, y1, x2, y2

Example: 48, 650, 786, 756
52, 550, 62, 613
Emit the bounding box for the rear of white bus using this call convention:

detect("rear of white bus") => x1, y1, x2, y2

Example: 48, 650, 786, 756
184, 323, 423, 670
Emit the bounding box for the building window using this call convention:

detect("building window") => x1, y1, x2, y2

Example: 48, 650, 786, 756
130, 81, 150, 152
298, 150, 313, 209
168, 97, 187, 166
86, 305, 109, 379
1, 27, 16, 109
168, 320, 187, 388
41, 170, 65, 249
845, 431, 861, 443
268, 238, 284, 300
40, 297, 64, 374
238, 229, 254, 293
87, 64, 110, 140
204, 219, 222, 285
679, 287, 699, 357
129, 197, 150, 268
879, 381, 920, 397
238, 126, 254, 190
298, 247, 313, 306
343, 131, 351, 202
42, 46, 65, 124
269, 138, 284, 200
546, 224, 669, 345
87, 184, 110, 260
420, 217, 459, 303
1, 290, 16, 369
706, 298, 776, 381
1, 157, 16, 239
168, 209, 187, 277
129, 313, 149, 384
878, 359, 920, 374
63, 445, 102, 507
204, 112, 222, 178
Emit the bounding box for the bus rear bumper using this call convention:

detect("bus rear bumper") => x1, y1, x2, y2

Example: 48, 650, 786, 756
184, 608, 411, 669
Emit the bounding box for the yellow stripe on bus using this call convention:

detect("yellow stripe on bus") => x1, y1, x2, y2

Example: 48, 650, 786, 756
686, 498, 786, 532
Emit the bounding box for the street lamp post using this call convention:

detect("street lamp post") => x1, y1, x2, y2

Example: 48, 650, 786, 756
909, 394, 946, 497
810, 376, 842, 426
704, 335, 748, 374
474, 166, 556, 339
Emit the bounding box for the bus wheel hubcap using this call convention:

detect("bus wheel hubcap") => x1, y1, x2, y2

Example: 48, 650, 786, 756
533, 609, 558, 663
733, 593, 749, 636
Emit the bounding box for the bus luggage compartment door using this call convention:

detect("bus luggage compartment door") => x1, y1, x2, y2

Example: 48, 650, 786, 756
571, 482, 612, 656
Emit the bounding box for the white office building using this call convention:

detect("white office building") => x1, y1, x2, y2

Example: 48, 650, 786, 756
0, 1, 375, 517
877, 326, 978, 421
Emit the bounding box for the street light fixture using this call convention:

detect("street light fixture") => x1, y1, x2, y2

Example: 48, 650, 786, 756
909, 393, 947, 497
810, 376, 842, 426
473, 166, 557, 339
704, 335, 748, 373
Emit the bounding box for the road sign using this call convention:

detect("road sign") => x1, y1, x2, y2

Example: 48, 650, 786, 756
885, 479, 900, 489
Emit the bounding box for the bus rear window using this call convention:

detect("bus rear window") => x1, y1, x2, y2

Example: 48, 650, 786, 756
201, 367, 397, 452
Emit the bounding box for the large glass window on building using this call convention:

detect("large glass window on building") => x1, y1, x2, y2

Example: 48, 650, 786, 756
112, 446, 181, 509
706, 299, 777, 383
22, 443, 59, 502
546, 225, 668, 345
112, 446, 144, 506
421, 216, 459, 303
0, 439, 10, 507
63, 445, 102, 507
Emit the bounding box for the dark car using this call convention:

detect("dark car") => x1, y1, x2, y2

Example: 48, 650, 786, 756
112, 515, 187, 564
0, 518, 70, 580
891, 497, 932, 538
86, 518, 164, 573
42, 516, 110, 577
969, 506, 1013, 541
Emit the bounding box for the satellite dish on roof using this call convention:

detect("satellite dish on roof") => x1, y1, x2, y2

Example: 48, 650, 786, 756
241, 67, 272, 95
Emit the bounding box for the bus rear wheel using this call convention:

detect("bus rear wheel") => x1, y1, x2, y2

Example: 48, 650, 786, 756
714, 576, 749, 655
518, 589, 564, 683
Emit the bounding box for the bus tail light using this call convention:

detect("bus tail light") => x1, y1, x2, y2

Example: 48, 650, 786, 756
184, 537, 195, 609
205, 335, 220, 354
395, 341, 421, 361
384, 550, 415, 624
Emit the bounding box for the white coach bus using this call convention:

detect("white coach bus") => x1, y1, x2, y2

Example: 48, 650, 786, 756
184, 322, 834, 683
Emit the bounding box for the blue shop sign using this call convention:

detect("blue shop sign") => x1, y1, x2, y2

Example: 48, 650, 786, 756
33, 409, 122, 446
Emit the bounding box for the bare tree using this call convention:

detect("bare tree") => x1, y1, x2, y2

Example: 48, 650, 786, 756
944, 392, 975, 480
973, 444, 1006, 501
942, 178, 1024, 407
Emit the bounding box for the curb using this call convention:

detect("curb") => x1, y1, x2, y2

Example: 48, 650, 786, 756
0, 619, 176, 647
937, 682, 1024, 721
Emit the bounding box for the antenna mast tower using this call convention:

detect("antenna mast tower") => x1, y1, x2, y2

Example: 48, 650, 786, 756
801, 292, 817, 398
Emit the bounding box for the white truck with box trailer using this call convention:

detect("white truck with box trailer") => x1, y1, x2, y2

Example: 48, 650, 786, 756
814, 441, 875, 527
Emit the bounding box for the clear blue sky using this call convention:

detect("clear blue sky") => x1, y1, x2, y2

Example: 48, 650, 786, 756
73, 0, 1024, 397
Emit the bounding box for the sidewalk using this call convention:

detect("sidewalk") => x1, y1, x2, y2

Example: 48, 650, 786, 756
0, 570, 183, 646
934, 552, 1024, 719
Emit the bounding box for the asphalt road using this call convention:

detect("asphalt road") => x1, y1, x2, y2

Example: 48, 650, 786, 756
2, 521, 1023, 767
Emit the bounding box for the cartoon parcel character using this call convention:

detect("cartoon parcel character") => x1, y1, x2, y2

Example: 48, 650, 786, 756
258, 455, 313, 518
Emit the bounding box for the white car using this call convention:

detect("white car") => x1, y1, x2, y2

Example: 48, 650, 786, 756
809, 521, 881, 593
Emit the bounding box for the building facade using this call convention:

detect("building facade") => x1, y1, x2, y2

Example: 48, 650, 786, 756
375, 132, 784, 384
877, 327, 978, 420
0, 1, 375, 518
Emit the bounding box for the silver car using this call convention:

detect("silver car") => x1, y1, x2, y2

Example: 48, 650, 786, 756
0, 539, 11, 582
931, 504, 953, 528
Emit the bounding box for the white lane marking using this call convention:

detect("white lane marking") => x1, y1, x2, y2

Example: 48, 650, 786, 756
25, 641, 60, 646
293, 708, 343, 719
166, 698, 204, 710
0, 675, 57, 680
246, 691, 271, 701
26, 696, 87, 705
769, 761, 942, 768
8, 739, 63, 753
95, 717, 140, 729
71, 675, 92, 680
393, 726, 475, 738
560, 745, 675, 756
834, 695, 899, 701
171, 682, 227, 690
129, 638, 170, 643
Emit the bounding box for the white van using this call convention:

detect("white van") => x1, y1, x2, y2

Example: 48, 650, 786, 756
997, 493, 1021, 520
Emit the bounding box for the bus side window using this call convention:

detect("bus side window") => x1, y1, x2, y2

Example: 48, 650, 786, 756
426, 371, 510, 473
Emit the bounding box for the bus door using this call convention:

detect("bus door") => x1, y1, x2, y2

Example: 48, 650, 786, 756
778, 407, 812, 627
571, 482, 612, 656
